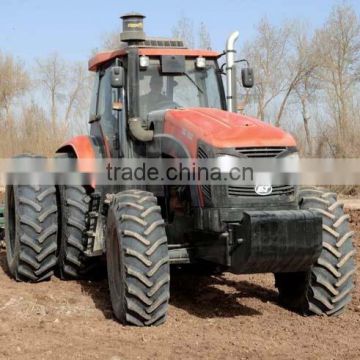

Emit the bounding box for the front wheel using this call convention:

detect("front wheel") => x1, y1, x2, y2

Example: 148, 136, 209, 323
106, 190, 170, 326
275, 188, 356, 316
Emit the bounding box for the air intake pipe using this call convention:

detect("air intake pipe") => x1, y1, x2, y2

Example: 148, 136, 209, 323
129, 118, 154, 142
226, 31, 240, 113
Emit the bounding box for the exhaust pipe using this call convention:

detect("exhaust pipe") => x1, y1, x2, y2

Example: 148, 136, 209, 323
226, 31, 240, 113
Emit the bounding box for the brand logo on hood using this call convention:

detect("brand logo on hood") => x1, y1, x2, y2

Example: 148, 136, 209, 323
255, 185, 273, 196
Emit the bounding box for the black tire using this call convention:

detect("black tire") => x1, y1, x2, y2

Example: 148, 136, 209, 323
0, 206, 4, 241
106, 190, 170, 326
5, 184, 58, 282
275, 188, 356, 316
57, 185, 94, 279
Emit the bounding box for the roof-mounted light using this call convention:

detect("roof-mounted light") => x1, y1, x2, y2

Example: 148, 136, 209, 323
195, 56, 206, 69
139, 55, 150, 69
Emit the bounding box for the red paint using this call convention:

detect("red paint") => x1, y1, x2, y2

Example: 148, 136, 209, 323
164, 108, 296, 157
89, 48, 220, 72
138, 48, 220, 58
57, 135, 97, 189
89, 49, 127, 71
58, 135, 96, 159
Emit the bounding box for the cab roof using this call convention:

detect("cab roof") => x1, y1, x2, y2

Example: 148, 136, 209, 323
89, 47, 221, 72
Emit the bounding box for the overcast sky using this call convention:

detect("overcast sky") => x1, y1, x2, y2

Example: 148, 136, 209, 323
1, 0, 360, 63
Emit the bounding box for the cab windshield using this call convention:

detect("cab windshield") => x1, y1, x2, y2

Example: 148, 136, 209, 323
139, 59, 223, 119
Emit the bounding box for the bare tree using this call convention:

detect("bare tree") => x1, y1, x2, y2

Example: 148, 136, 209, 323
242, 18, 290, 121
313, 4, 360, 156
0, 52, 29, 118
63, 63, 89, 130
20, 102, 59, 154
241, 19, 322, 158
36, 54, 90, 134
172, 16, 195, 48
36, 53, 66, 131
198, 22, 212, 49
101, 31, 122, 51
274, 23, 318, 127
172, 17, 213, 49
294, 77, 315, 155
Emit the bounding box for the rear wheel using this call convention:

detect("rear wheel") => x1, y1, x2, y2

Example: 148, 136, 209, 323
275, 188, 356, 316
106, 190, 170, 326
57, 185, 95, 279
5, 184, 58, 282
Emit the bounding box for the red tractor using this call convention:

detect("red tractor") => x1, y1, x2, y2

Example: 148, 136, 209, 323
5, 13, 355, 326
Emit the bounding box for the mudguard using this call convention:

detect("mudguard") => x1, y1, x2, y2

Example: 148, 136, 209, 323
57, 135, 98, 159
56, 135, 100, 189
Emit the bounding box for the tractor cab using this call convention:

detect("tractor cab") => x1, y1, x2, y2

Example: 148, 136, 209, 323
87, 13, 254, 157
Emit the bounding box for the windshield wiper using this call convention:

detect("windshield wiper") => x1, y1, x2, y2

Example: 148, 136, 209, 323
183, 72, 204, 94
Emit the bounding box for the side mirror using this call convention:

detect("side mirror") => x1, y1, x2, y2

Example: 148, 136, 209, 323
111, 66, 125, 88
241, 68, 254, 88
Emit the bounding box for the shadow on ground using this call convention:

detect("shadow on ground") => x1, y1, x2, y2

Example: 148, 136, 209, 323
79, 267, 279, 320
169, 269, 278, 318
77, 264, 114, 319
0, 250, 278, 321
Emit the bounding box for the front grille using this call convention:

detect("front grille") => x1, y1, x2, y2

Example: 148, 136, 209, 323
228, 185, 295, 198
235, 147, 287, 158
227, 147, 294, 199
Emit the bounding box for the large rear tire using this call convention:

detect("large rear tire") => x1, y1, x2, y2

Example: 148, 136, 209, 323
57, 185, 95, 279
5, 184, 58, 282
275, 188, 356, 316
106, 190, 170, 326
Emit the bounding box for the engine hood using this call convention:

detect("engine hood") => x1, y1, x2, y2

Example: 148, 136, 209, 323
163, 108, 296, 156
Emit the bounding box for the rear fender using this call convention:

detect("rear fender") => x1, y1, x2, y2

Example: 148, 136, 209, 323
57, 135, 98, 159
57, 135, 100, 189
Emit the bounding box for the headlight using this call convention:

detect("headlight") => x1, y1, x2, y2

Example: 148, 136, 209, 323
285, 152, 299, 160
281, 152, 300, 172
213, 155, 244, 173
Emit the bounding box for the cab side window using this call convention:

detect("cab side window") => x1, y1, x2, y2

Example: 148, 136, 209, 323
98, 70, 116, 140
89, 72, 100, 121
90, 64, 124, 156
97, 71, 109, 118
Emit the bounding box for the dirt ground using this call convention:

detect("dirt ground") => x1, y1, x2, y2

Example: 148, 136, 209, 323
0, 207, 359, 359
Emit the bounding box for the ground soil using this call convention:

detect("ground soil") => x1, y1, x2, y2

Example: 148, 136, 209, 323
0, 203, 359, 359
